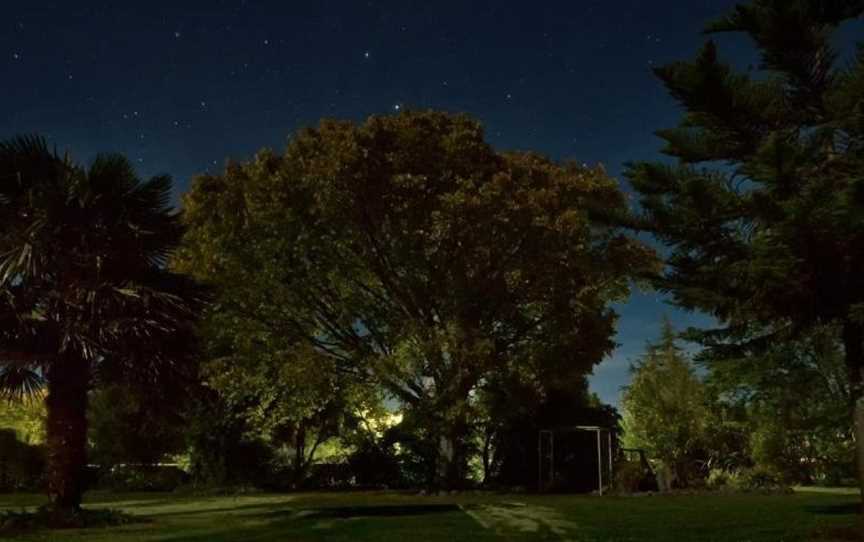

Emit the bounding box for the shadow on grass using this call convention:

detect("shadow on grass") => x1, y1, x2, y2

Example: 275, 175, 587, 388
157, 505, 470, 542
239, 504, 462, 525
302, 504, 461, 519
0, 506, 150, 534
147, 502, 292, 518
805, 503, 862, 516
809, 525, 864, 542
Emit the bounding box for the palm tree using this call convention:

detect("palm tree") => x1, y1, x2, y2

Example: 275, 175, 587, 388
0, 136, 201, 518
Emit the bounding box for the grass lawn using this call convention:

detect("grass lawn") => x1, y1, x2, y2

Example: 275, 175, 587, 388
0, 489, 859, 541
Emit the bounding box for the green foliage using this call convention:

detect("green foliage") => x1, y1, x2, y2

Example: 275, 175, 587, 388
481, 376, 620, 490
0, 397, 45, 445
346, 439, 403, 488
94, 465, 188, 492
178, 110, 656, 488
88, 384, 187, 467
0, 136, 203, 509
705, 326, 856, 485
613, 460, 647, 494
197, 339, 374, 488
621, 319, 711, 487
707, 466, 790, 493
0, 429, 45, 491
184, 390, 274, 489
626, 0, 864, 495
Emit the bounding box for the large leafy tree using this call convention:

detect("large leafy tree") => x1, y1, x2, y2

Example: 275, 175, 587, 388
626, 0, 864, 497
178, 111, 656, 488
0, 137, 201, 517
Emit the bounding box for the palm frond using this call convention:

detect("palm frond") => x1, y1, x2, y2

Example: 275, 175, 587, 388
85, 154, 139, 200
0, 135, 50, 161
0, 133, 203, 395
0, 366, 44, 401
129, 174, 174, 214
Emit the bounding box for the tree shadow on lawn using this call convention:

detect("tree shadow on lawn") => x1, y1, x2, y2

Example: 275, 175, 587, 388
149, 504, 472, 542
138, 502, 298, 518
0, 506, 151, 534
296, 504, 462, 519
804, 501, 863, 542
805, 503, 862, 516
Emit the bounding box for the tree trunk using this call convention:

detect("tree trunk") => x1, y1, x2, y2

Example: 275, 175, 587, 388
841, 321, 864, 504
481, 428, 493, 486
435, 414, 469, 491
45, 354, 90, 515
856, 398, 864, 503
293, 423, 307, 489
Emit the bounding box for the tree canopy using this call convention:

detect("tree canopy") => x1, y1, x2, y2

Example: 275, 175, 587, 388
622, 319, 710, 488
625, 0, 864, 497
705, 325, 856, 484
178, 110, 657, 488
0, 136, 201, 516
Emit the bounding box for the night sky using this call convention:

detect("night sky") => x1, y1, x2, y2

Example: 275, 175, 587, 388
3, 0, 769, 404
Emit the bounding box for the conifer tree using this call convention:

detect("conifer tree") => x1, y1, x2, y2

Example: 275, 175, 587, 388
626, 0, 864, 498
622, 319, 709, 488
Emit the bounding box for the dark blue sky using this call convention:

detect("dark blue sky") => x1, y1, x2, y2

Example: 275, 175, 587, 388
2, 0, 761, 404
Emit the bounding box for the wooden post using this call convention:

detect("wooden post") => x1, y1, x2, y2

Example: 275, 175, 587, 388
597, 429, 603, 496
607, 430, 613, 487
537, 432, 542, 492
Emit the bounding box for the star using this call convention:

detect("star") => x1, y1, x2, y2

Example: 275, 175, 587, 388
505, 93, 513, 100
364, 51, 370, 59
393, 104, 402, 111
174, 31, 182, 39
264, 39, 270, 45
12, 52, 20, 60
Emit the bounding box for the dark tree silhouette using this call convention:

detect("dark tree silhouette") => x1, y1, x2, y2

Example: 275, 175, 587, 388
0, 136, 201, 519
626, 0, 864, 499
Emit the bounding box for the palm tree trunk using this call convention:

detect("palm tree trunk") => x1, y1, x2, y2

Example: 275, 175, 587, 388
841, 321, 864, 504
45, 354, 90, 515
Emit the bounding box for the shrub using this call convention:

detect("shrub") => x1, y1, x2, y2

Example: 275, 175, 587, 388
613, 461, 646, 493
347, 441, 404, 489
613, 459, 659, 493
739, 466, 787, 490
94, 465, 189, 492
302, 463, 354, 490
705, 467, 789, 493
0, 430, 46, 492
